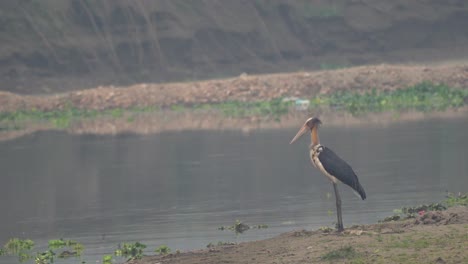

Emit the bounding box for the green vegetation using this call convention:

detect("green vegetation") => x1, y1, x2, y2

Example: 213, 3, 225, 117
367, 228, 468, 263
0, 104, 161, 130
302, 3, 342, 18
0, 238, 34, 262
0, 82, 467, 132
218, 220, 268, 234
321, 246, 361, 261
445, 192, 468, 207
0, 238, 84, 264
219, 220, 250, 234
311, 82, 468, 115
115, 241, 147, 260
206, 241, 236, 248
0, 98, 291, 130
102, 254, 113, 264
154, 244, 171, 255
192, 98, 291, 120
387, 236, 430, 249
48, 238, 84, 255
380, 192, 467, 222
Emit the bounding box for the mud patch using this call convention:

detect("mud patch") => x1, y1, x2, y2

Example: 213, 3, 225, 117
128, 207, 468, 264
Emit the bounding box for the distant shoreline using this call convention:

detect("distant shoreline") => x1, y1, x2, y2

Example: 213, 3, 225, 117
1, 108, 467, 142
1, 63, 468, 141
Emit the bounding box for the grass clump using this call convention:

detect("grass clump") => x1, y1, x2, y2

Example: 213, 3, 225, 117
0, 98, 292, 130
445, 192, 468, 207
207, 241, 236, 248
321, 246, 361, 261
198, 98, 292, 120
154, 244, 171, 255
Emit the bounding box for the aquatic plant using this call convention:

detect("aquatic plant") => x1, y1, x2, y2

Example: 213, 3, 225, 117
0, 238, 83, 264
115, 241, 146, 260
218, 220, 250, 234
48, 239, 84, 254
206, 241, 237, 248
35, 250, 55, 264
0, 238, 34, 262
102, 254, 113, 264
218, 220, 268, 234
154, 244, 171, 255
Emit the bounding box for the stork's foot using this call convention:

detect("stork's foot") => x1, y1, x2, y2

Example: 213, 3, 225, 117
335, 224, 344, 233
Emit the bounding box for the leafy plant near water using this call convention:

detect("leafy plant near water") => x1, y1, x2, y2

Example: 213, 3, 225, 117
0, 238, 83, 263
310, 82, 468, 115
0, 98, 292, 130
37, 239, 84, 263
0, 238, 34, 262
154, 244, 171, 255
48, 239, 84, 255
115, 241, 147, 260
206, 241, 236, 248
380, 192, 467, 222
0, 105, 160, 130
193, 98, 292, 120
218, 220, 268, 234
102, 254, 113, 264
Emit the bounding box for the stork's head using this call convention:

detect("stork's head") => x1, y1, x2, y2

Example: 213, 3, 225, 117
289, 117, 322, 144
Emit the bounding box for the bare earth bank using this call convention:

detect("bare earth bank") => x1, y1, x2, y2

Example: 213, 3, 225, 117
1, 63, 468, 142
129, 207, 468, 264
2, 63, 468, 113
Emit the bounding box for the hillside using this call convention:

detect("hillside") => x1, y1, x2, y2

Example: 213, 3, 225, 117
2, 1, 468, 94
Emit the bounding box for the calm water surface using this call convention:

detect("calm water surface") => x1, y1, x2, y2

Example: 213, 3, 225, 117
1, 116, 467, 263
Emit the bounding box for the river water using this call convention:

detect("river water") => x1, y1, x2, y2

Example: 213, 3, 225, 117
1, 116, 467, 263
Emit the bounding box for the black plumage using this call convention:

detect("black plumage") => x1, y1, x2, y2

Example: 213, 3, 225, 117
318, 147, 366, 200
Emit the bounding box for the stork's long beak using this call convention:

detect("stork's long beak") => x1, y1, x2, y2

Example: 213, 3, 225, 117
289, 124, 308, 144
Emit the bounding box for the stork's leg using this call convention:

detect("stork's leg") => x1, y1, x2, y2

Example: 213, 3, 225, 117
332, 182, 344, 232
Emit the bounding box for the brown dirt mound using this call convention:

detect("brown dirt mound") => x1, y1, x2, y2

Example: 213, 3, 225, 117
1, 63, 468, 113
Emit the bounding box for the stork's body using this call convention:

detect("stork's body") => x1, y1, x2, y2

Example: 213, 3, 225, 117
290, 117, 366, 232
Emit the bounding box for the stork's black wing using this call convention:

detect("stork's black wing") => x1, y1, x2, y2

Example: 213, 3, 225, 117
318, 147, 366, 200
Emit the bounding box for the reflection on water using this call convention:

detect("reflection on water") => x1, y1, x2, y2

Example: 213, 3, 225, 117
1, 116, 467, 262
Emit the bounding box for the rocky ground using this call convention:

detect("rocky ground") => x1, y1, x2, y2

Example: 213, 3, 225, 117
129, 206, 468, 264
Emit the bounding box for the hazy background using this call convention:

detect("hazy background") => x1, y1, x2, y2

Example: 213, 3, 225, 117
2, 0, 468, 94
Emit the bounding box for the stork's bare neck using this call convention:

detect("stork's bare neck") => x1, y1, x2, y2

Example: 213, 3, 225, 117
310, 125, 320, 147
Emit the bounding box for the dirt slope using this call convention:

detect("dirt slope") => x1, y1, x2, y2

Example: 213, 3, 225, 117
2, 1, 468, 94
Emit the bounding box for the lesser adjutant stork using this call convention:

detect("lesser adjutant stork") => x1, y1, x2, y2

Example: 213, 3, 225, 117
290, 117, 366, 232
